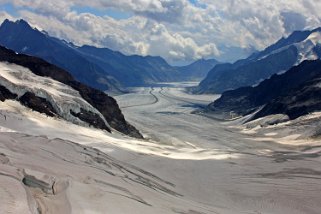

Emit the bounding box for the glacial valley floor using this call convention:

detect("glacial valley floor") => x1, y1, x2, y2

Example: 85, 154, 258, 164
1, 83, 321, 214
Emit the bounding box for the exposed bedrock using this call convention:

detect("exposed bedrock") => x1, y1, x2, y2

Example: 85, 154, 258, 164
19, 92, 57, 117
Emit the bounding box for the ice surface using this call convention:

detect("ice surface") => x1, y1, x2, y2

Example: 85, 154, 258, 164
0, 83, 321, 214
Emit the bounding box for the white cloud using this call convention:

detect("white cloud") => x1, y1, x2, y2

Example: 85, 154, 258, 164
0, 11, 14, 22
1, 0, 321, 64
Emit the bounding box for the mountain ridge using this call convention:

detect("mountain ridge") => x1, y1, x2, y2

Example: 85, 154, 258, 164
0, 18, 122, 92
207, 59, 321, 122
0, 19, 220, 91
194, 27, 321, 94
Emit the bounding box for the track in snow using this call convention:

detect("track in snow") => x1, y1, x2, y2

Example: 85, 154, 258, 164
158, 87, 207, 109
121, 88, 160, 109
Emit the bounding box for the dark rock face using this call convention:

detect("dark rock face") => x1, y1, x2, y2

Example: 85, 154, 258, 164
252, 77, 321, 120
70, 108, 110, 132
208, 87, 255, 116
19, 92, 57, 117
208, 60, 321, 121
0, 46, 143, 138
0, 85, 17, 101
68, 82, 142, 138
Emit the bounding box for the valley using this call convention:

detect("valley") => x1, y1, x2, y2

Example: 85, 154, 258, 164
115, 83, 321, 214
0, 5, 321, 213
1, 82, 321, 213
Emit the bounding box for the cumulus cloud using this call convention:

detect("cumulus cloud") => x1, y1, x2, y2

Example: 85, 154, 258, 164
1, 0, 321, 64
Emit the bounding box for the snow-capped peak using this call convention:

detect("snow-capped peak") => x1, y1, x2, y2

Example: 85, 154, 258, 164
256, 29, 321, 63
295, 31, 321, 64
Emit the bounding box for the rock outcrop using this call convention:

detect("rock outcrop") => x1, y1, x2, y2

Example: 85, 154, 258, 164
19, 92, 57, 117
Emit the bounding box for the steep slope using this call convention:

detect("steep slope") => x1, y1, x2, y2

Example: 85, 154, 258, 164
195, 27, 321, 94
252, 72, 321, 121
208, 60, 321, 121
0, 19, 121, 92
0, 46, 142, 138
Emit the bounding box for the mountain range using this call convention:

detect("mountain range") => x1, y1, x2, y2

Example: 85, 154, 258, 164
194, 27, 321, 94
0, 19, 219, 92
1, 19, 321, 130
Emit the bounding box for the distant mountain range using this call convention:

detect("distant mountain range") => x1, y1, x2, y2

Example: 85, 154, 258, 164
0, 19, 219, 92
78, 45, 219, 86
208, 59, 321, 122
0, 19, 121, 92
175, 59, 219, 81
0, 46, 142, 138
194, 27, 321, 94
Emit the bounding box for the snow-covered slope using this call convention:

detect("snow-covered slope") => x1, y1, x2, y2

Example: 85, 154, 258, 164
296, 31, 321, 62
0, 45, 142, 138
259, 31, 321, 63
0, 99, 237, 161
0, 101, 214, 214
0, 61, 110, 128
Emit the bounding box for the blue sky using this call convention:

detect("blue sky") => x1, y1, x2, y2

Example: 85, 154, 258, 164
1, 3, 16, 16
71, 6, 133, 20
0, 0, 320, 64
